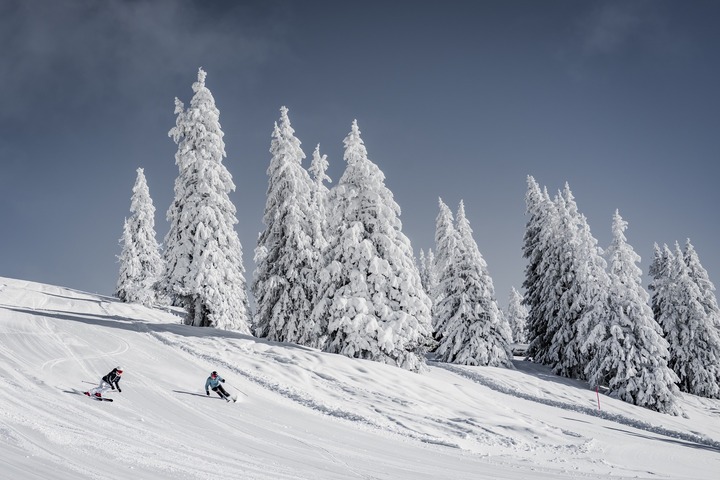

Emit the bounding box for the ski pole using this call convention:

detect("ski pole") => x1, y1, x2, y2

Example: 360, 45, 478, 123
596, 385, 601, 410
226, 384, 248, 397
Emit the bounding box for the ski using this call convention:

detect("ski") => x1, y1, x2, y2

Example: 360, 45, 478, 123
84, 391, 113, 402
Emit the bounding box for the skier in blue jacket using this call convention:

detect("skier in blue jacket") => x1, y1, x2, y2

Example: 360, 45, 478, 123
205, 371, 232, 401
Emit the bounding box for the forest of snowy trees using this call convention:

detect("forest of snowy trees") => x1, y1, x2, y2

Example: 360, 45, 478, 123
521, 176, 720, 413
115, 69, 720, 412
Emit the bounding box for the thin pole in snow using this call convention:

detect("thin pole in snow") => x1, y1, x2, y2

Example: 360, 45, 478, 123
227, 383, 248, 397
596, 386, 601, 410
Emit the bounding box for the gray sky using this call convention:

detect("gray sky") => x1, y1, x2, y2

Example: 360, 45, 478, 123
1, 0, 718, 305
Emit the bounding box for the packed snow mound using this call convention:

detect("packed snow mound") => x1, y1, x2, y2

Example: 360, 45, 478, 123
1, 277, 719, 480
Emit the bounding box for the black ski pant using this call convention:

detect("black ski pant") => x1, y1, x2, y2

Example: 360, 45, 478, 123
212, 385, 230, 399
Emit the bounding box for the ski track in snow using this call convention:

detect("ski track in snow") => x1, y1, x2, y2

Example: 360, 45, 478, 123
144, 326, 580, 455
132, 314, 720, 463
435, 362, 720, 450
139, 325, 608, 457
143, 327, 453, 445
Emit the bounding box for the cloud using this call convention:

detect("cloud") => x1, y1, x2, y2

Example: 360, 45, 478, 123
574, 1, 677, 58
556, 1, 687, 81
0, 0, 290, 120
580, 3, 642, 55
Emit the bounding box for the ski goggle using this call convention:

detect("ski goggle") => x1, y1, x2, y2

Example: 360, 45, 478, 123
211, 373, 217, 378
117, 370, 123, 374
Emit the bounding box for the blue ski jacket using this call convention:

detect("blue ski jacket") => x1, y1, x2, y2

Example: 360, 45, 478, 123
205, 375, 225, 391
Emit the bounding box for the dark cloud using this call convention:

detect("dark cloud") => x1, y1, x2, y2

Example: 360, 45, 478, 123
580, 2, 644, 55
0, 0, 289, 120
574, 0, 679, 58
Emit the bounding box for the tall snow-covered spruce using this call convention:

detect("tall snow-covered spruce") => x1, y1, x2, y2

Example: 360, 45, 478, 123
433, 200, 513, 367
116, 168, 163, 306
313, 120, 432, 372
308, 143, 332, 247
648, 243, 673, 326
505, 287, 528, 344
522, 178, 610, 380
522, 177, 558, 364
162, 68, 251, 332
545, 185, 609, 380
657, 243, 720, 398
253, 107, 324, 347
418, 248, 438, 301
432, 198, 460, 339
683, 239, 720, 350
583, 211, 679, 414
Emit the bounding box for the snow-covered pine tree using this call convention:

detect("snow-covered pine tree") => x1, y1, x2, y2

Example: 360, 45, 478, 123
531, 185, 577, 370
584, 211, 680, 414
539, 190, 582, 374
557, 185, 612, 380
162, 68, 251, 331
418, 248, 439, 301
434, 201, 513, 367
648, 243, 674, 325
544, 186, 595, 379
522, 180, 609, 379
522, 177, 558, 363
683, 239, 720, 340
506, 287, 528, 344
418, 249, 428, 290
116, 168, 163, 306
252, 107, 324, 347
117, 219, 140, 300
307, 143, 332, 345
309, 143, 332, 246
424, 249, 439, 303
658, 243, 720, 398
432, 198, 461, 340
571, 210, 612, 368
313, 120, 433, 371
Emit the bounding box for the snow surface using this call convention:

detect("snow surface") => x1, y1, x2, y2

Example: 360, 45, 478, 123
1, 276, 719, 480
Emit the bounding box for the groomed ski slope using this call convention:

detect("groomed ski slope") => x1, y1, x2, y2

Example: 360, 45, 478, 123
1, 277, 719, 480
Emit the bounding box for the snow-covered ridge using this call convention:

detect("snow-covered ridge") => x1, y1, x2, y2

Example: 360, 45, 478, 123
1, 276, 719, 480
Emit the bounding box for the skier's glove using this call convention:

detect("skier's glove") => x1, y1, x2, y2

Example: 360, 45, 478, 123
221, 379, 225, 383
206, 391, 209, 396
